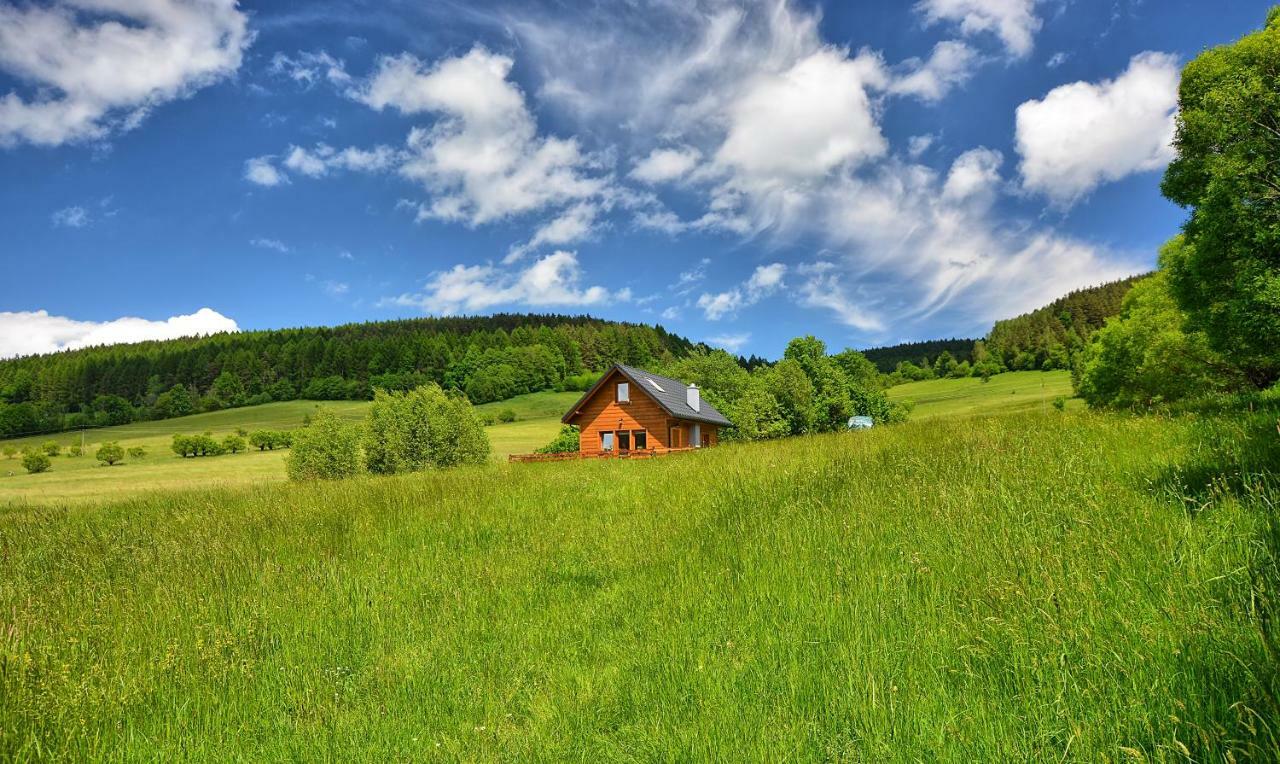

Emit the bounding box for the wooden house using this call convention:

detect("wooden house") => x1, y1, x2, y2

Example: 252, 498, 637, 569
562, 364, 732, 456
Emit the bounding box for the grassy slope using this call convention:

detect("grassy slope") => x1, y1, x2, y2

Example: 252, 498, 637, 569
0, 393, 579, 506
2, 409, 1277, 759
888, 370, 1078, 418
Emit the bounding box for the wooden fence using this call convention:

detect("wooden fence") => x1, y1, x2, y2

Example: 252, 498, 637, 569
509, 447, 696, 464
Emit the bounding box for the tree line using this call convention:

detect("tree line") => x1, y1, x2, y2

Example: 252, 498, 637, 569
1076, 8, 1280, 408
0, 314, 698, 438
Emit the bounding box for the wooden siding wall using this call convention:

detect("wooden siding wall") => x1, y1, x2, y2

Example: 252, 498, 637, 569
567, 369, 719, 455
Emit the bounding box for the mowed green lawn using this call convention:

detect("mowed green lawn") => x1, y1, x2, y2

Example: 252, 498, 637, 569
2, 407, 1277, 759
0, 392, 578, 506
889, 370, 1079, 419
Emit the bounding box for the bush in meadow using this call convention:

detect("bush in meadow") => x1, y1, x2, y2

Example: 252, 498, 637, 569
363, 384, 490, 475
2, 445, 16, 459
22, 450, 51, 474
127, 446, 146, 459
222, 434, 246, 454
535, 425, 581, 454
41, 441, 61, 457
67, 444, 83, 457
96, 442, 125, 466
496, 408, 517, 423
286, 409, 363, 481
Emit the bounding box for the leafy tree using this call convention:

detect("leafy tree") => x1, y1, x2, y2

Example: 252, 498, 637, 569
91, 394, 134, 426
363, 385, 489, 475
96, 442, 125, 466
536, 425, 581, 454
127, 446, 146, 459
222, 434, 246, 454
286, 409, 364, 481
22, 450, 51, 474
1075, 270, 1234, 408
831, 349, 883, 390
762, 359, 815, 435
210, 371, 247, 407
155, 384, 195, 419
1161, 11, 1280, 385
725, 385, 790, 441
2, 445, 16, 459
41, 440, 60, 457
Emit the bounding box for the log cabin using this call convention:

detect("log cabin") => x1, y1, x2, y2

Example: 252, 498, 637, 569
562, 364, 733, 456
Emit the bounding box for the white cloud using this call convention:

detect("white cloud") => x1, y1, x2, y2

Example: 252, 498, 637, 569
1046, 51, 1069, 68
707, 333, 751, 352
322, 280, 349, 297
0, 308, 238, 359
631, 146, 702, 184
244, 156, 287, 187
381, 250, 625, 315
505, 202, 601, 263
916, 0, 1042, 58
250, 237, 290, 253
942, 147, 1004, 201
0, 0, 250, 147
1015, 51, 1180, 206
794, 262, 885, 333
907, 134, 936, 159
889, 40, 980, 101
50, 205, 89, 228
716, 47, 888, 183
268, 50, 352, 89
357, 46, 608, 226
281, 143, 400, 179
697, 262, 787, 319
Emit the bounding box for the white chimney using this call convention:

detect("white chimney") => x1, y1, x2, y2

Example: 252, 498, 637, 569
687, 383, 700, 413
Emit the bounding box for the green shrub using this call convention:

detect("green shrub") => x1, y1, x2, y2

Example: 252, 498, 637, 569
172, 434, 195, 458
127, 446, 146, 459
22, 450, 51, 474
67, 444, 83, 457
96, 442, 125, 466
363, 385, 490, 475
222, 434, 246, 454
286, 409, 363, 481
496, 408, 517, 423
250, 430, 292, 450
478, 412, 496, 426
2, 445, 16, 459
536, 425, 581, 454
1052, 396, 1068, 412
41, 441, 61, 457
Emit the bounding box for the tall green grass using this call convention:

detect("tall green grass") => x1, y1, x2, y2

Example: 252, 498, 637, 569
1, 409, 1277, 760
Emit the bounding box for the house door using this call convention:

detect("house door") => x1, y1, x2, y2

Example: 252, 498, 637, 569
701, 431, 711, 448
669, 426, 686, 449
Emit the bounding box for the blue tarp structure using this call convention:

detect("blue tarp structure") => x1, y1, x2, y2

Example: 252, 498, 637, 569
848, 416, 874, 430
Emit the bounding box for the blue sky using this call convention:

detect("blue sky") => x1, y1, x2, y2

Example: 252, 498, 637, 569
0, 0, 1273, 360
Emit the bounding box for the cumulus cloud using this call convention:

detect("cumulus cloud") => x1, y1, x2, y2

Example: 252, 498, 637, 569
282, 143, 400, 178
50, 205, 89, 228
630, 146, 702, 184
250, 237, 290, 253
0, 308, 238, 359
505, 202, 602, 263
381, 250, 625, 315
697, 262, 787, 320
357, 47, 608, 226
244, 156, 288, 187
942, 147, 1004, 201
1015, 51, 1180, 207
916, 0, 1042, 58
889, 40, 980, 101
0, 0, 250, 147
707, 332, 751, 352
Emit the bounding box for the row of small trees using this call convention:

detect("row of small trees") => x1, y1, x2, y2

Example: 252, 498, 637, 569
285, 384, 490, 481
15, 441, 138, 473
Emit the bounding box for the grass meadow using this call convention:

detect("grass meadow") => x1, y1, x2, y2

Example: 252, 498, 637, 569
2, 402, 1279, 760
0, 393, 579, 506
887, 369, 1078, 419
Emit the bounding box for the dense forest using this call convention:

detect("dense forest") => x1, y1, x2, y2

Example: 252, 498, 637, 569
985, 276, 1148, 371
861, 339, 976, 373
0, 315, 700, 438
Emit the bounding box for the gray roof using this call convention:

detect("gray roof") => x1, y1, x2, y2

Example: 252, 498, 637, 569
564, 364, 733, 427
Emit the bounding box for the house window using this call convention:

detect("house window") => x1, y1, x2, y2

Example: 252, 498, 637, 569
618, 431, 631, 451
617, 382, 629, 402
633, 430, 647, 450
601, 432, 615, 452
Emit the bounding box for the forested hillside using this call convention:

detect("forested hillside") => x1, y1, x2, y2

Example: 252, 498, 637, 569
0, 315, 698, 438
985, 276, 1147, 371
861, 339, 977, 373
